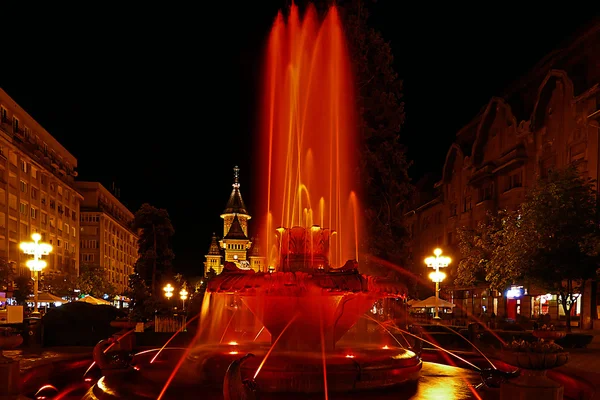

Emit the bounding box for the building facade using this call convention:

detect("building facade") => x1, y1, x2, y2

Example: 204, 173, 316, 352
406, 21, 600, 329
0, 88, 81, 286
204, 166, 265, 276
75, 181, 138, 295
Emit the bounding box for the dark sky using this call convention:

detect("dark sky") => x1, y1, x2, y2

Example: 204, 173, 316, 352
0, 2, 598, 276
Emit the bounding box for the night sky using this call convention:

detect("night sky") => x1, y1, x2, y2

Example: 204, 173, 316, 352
0, 3, 597, 276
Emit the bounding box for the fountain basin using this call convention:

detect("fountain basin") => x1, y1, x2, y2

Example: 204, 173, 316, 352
206, 265, 406, 351
82, 344, 421, 399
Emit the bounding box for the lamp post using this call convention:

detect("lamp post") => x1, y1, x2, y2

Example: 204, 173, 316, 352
163, 283, 174, 300
20, 233, 52, 317
424, 248, 451, 320
179, 288, 188, 310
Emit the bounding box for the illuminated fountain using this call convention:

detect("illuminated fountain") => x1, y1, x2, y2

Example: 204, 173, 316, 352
79, 4, 489, 399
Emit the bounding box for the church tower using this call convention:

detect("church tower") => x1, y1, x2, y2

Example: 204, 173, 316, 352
248, 236, 267, 273
204, 233, 223, 275
219, 166, 252, 267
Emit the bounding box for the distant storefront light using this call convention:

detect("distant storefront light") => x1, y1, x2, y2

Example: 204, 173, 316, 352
506, 286, 524, 299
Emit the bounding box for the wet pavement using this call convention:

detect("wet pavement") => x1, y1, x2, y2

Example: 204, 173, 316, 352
7, 347, 93, 370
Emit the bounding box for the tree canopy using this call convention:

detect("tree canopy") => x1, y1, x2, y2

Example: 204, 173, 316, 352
335, 0, 413, 274
132, 203, 175, 296
456, 165, 600, 330
76, 264, 116, 298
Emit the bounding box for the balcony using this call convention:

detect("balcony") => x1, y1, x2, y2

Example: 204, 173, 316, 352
493, 145, 528, 174
469, 164, 494, 185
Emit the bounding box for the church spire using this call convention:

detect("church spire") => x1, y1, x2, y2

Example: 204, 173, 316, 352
222, 165, 249, 216
233, 165, 240, 188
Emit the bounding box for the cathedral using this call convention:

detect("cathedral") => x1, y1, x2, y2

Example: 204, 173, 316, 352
204, 166, 266, 276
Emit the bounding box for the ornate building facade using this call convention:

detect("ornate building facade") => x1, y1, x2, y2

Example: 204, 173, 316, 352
76, 181, 138, 295
0, 88, 81, 287
406, 21, 600, 329
204, 166, 265, 276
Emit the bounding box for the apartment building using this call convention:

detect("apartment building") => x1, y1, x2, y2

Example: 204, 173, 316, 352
0, 88, 81, 283
405, 21, 600, 328
76, 181, 138, 295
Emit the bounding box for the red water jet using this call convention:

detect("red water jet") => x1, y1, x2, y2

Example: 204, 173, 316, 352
258, 3, 358, 269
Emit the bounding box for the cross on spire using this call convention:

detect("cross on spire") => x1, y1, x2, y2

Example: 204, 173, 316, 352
233, 165, 240, 188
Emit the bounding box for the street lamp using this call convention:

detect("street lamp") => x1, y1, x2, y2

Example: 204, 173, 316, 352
163, 283, 174, 300
179, 288, 188, 310
20, 233, 52, 317
424, 248, 451, 320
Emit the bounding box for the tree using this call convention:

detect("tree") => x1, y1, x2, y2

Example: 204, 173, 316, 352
42, 273, 76, 298
457, 166, 600, 331
132, 203, 175, 297
76, 264, 116, 298
455, 212, 508, 288
125, 272, 157, 322
12, 275, 32, 305
0, 257, 13, 291
339, 0, 413, 274
295, 0, 413, 276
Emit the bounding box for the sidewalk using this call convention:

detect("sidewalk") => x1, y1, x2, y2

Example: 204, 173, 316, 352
556, 333, 600, 393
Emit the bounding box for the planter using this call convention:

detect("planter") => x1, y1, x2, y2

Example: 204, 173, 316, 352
498, 350, 569, 399
498, 350, 569, 370
0, 328, 23, 363
533, 330, 566, 343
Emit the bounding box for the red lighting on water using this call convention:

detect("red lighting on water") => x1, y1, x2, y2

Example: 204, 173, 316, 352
382, 345, 389, 350
229, 351, 239, 355
259, 3, 359, 267
345, 354, 355, 359
228, 341, 238, 346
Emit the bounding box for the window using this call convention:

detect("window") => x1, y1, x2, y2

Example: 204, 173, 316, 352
30, 208, 37, 219
13, 117, 19, 133
57, 185, 63, 196
0, 107, 7, 121
19, 160, 26, 172
478, 183, 494, 202
31, 187, 38, 200
8, 194, 16, 210
83, 254, 95, 263
31, 167, 37, 179
20, 180, 27, 193
449, 203, 457, 217
41, 212, 47, 224
19, 202, 27, 215
505, 171, 523, 191
49, 216, 55, 227
463, 196, 472, 212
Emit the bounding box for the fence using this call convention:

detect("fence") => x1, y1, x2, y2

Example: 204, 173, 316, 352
154, 315, 187, 332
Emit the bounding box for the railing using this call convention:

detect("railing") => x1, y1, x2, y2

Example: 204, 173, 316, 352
154, 315, 187, 333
